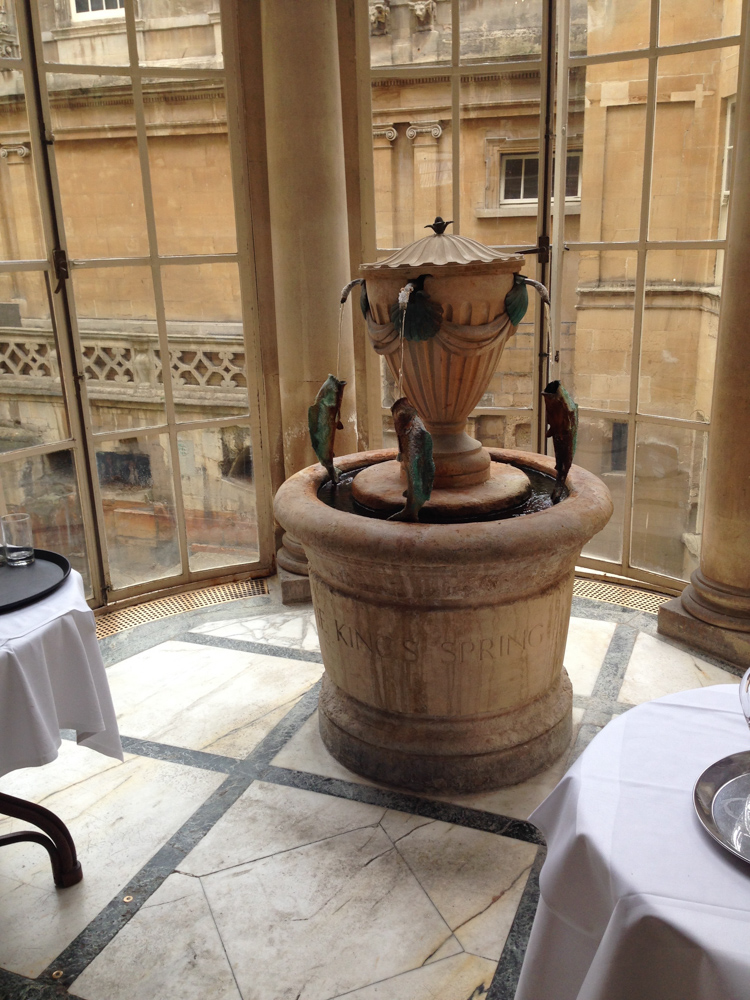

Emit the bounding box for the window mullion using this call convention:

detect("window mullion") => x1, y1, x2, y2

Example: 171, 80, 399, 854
549, 0, 571, 384
621, 0, 661, 581
124, 0, 190, 584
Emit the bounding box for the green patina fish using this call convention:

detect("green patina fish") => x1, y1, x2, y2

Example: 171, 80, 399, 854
308, 374, 346, 484
390, 274, 443, 342
388, 397, 435, 522
542, 379, 578, 503
504, 272, 550, 327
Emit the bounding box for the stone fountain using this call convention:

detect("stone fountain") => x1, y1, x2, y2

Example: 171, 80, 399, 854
274, 226, 612, 794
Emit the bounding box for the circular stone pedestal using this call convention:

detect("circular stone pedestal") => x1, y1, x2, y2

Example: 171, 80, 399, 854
352, 460, 531, 517
274, 448, 613, 794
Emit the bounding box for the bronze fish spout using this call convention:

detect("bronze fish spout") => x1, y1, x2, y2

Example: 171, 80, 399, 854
340, 278, 370, 319
308, 374, 346, 484
542, 380, 578, 503
390, 273, 443, 342
388, 397, 435, 522
504, 272, 551, 327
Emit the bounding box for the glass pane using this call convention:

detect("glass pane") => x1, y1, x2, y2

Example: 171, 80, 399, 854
47, 75, 150, 258
639, 249, 721, 422
650, 48, 739, 242
370, 0, 450, 67
72, 266, 166, 433
631, 422, 707, 581
0, 71, 46, 260
145, 78, 236, 256
372, 81, 451, 248
522, 156, 539, 200
660, 0, 739, 47
96, 431, 180, 590
0, 448, 91, 595
461, 73, 541, 246
38, 0, 129, 66
473, 411, 534, 452
460, 0, 543, 62
0, 270, 69, 447
160, 262, 247, 421
486, 293, 536, 408
179, 424, 258, 573
573, 0, 650, 56
138, 0, 223, 70
0, 0, 21, 59
577, 412, 626, 564
575, 60, 648, 244
570, 250, 637, 411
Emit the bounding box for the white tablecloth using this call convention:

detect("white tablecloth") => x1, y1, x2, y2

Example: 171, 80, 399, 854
0, 570, 123, 779
515, 685, 750, 1000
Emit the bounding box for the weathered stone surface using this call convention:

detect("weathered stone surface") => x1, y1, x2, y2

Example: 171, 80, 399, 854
278, 567, 312, 605
274, 448, 612, 792
658, 597, 750, 670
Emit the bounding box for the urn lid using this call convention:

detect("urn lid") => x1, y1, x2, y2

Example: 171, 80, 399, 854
360, 218, 525, 278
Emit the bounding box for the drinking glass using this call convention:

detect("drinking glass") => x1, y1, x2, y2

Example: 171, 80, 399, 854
1, 513, 35, 566
740, 667, 750, 733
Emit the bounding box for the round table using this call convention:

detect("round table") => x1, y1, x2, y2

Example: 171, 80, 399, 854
0, 570, 122, 885
515, 684, 750, 1000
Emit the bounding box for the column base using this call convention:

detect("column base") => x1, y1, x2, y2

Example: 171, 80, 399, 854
278, 566, 312, 605
681, 570, 750, 632
276, 532, 309, 575
658, 596, 750, 670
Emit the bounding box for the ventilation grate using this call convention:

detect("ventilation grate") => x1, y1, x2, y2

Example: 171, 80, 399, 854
95, 577, 269, 639
573, 578, 670, 614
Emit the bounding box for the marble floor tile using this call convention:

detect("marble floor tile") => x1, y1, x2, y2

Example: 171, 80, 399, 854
271, 710, 374, 786
179, 780, 385, 876
385, 814, 537, 962
202, 823, 454, 1000
70, 874, 241, 1000
329, 953, 497, 999
564, 617, 616, 696
191, 609, 320, 652
0, 743, 223, 978
107, 640, 322, 756
618, 632, 739, 705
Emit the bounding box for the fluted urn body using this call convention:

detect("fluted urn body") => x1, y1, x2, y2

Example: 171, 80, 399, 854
360, 234, 524, 488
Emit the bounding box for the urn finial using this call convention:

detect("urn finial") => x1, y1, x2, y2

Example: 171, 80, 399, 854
424, 216, 453, 235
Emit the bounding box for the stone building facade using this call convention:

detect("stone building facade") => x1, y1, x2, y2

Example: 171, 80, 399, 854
0, 0, 741, 592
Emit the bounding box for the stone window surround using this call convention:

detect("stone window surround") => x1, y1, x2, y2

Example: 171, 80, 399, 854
479, 135, 582, 218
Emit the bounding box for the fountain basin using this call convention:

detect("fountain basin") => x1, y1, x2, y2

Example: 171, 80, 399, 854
274, 448, 612, 793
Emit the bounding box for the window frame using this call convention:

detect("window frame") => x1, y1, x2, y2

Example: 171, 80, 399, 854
363, 0, 743, 594
69, 0, 125, 22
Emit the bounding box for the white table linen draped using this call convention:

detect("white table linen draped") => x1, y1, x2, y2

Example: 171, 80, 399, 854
515, 685, 750, 1000
0, 570, 123, 778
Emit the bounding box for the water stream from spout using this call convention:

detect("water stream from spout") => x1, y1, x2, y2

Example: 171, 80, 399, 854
337, 300, 345, 380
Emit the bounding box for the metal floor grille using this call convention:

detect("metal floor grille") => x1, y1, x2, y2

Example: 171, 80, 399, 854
573, 578, 670, 614
94, 575, 665, 641
95, 578, 269, 639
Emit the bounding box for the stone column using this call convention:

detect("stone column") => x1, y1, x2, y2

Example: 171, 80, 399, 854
261, 0, 357, 593
658, 30, 750, 667
372, 124, 396, 248
407, 121, 442, 241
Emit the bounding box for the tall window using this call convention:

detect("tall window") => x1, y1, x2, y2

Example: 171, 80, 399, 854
366, 0, 741, 591
0, 0, 272, 606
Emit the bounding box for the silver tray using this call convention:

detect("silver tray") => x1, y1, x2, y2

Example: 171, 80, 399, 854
694, 751, 750, 863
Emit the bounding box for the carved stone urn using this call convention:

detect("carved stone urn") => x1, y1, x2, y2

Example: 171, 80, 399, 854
273, 227, 613, 794
354, 233, 527, 510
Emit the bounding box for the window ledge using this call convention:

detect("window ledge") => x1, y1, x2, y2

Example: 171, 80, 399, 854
477, 201, 581, 219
